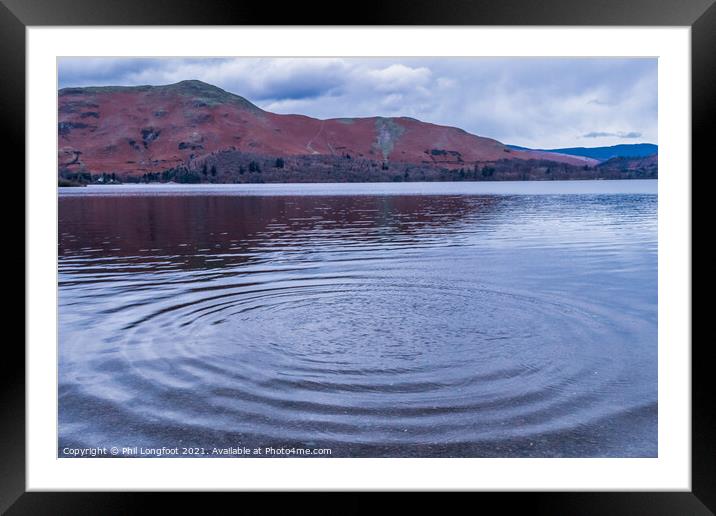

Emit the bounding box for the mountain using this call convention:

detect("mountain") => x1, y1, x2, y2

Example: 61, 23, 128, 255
596, 153, 658, 173
507, 143, 658, 162
59, 80, 603, 182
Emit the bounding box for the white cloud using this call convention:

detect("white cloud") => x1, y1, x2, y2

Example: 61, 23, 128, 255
362, 64, 432, 93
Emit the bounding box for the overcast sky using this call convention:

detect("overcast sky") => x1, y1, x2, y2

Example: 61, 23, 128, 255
58, 57, 657, 149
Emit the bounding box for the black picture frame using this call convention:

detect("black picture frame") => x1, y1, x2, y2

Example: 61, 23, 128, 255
4, 0, 711, 512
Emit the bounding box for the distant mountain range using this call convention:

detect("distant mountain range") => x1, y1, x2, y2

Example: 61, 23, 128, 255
58, 80, 657, 184
507, 143, 658, 162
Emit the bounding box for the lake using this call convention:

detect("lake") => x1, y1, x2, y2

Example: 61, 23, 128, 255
58, 180, 657, 457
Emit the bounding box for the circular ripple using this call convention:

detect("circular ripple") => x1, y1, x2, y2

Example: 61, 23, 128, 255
59, 272, 654, 448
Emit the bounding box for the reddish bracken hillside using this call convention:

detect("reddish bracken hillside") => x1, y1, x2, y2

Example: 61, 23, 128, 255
58, 80, 597, 177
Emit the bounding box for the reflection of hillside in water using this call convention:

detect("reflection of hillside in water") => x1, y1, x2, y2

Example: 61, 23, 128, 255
58, 195, 504, 272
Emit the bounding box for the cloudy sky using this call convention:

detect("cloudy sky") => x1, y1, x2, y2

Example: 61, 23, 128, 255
58, 57, 657, 149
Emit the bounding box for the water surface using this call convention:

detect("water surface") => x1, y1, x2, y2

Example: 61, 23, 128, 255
58, 180, 657, 457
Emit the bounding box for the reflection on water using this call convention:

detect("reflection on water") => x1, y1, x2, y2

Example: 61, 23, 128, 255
58, 183, 657, 457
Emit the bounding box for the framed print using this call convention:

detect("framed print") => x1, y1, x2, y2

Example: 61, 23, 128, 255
5, 0, 712, 511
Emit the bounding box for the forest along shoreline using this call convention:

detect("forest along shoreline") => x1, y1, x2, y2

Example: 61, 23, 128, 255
59, 151, 657, 186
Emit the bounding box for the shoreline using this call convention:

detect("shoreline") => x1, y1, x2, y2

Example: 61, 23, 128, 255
59, 178, 658, 197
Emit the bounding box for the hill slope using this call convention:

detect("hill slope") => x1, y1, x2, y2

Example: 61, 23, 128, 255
59, 80, 598, 178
